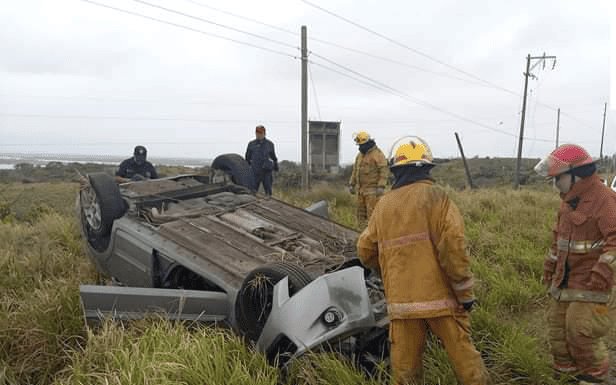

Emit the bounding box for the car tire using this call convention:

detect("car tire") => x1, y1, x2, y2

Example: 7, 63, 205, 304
211, 153, 255, 190
80, 172, 126, 251
235, 262, 312, 342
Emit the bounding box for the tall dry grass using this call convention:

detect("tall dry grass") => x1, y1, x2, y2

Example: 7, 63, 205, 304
1, 181, 576, 385
277, 183, 566, 384
0, 207, 98, 384
55, 321, 279, 385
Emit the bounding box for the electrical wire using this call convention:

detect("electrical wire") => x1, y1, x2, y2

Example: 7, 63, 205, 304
301, 0, 598, 129
0, 140, 297, 146
79, 0, 298, 59
130, 0, 298, 50
0, 113, 298, 123
178, 0, 490, 88
309, 54, 539, 140
89, 0, 598, 132
308, 62, 322, 120
32, 1, 603, 145
301, 0, 516, 93
181, 0, 298, 36
309, 57, 560, 143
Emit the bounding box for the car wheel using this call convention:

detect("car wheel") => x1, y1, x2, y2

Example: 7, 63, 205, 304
235, 262, 312, 342
211, 153, 255, 190
80, 172, 126, 251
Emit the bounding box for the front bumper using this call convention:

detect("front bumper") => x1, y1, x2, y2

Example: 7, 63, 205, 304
256, 266, 376, 358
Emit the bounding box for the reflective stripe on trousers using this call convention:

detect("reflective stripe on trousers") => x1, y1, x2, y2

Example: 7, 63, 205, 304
388, 299, 458, 318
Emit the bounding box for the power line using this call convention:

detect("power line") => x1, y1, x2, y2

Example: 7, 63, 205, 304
1, 93, 424, 113
0, 93, 299, 108
178, 0, 490, 88
308, 60, 402, 102
9, 93, 427, 111
79, 0, 298, 59
308, 41, 489, 88
310, 53, 531, 139
308, 62, 322, 120
301, 0, 597, 130
0, 113, 298, 123
309, 55, 558, 143
558, 110, 597, 130
181, 0, 298, 36
0, 140, 298, 146
301, 0, 515, 93
130, 0, 298, 50
136, 0, 599, 132
311, 53, 410, 99
0, 111, 526, 125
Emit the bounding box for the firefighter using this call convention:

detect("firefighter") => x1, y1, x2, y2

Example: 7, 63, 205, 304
348, 131, 389, 227
357, 136, 489, 385
535, 144, 616, 384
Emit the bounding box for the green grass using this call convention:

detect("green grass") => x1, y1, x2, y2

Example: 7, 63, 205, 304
55, 321, 279, 385
0, 180, 580, 385
0, 207, 98, 385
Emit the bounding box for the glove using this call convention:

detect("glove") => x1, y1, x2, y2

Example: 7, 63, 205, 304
273, 162, 279, 172
131, 174, 146, 181
375, 187, 385, 196
589, 258, 613, 291
589, 271, 610, 291
348, 185, 356, 195
543, 255, 557, 287
461, 300, 476, 312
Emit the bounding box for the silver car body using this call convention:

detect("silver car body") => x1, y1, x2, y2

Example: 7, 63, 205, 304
78, 170, 387, 361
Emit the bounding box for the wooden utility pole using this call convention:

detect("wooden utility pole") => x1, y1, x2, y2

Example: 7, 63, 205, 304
555, 108, 560, 149
514, 54, 531, 190
301, 26, 310, 190
514, 53, 556, 189
600, 102, 607, 160
455, 132, 474, 189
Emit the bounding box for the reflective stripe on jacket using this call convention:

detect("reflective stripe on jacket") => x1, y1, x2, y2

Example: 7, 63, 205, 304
357, 180, 474, 319
548, 174, 616, 302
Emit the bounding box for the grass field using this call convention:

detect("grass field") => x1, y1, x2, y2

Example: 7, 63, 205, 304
0, 179, 597, 385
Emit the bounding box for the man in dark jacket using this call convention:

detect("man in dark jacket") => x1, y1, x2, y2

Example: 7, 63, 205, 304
115, 145, 158, 183
245, 125, 278, 195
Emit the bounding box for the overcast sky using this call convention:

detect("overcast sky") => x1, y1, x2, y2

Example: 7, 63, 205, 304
0, 0, 614, 163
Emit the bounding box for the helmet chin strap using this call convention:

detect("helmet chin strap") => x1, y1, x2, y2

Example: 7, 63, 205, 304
566, 167, 576, 192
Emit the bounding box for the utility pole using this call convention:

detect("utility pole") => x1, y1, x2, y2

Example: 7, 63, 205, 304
301, 25, 310, 190
514, 53, 557, 189
600, 102, 607, 160
555, 107, 560, 149
514, 54, 531, 190
455, 132, 474, 189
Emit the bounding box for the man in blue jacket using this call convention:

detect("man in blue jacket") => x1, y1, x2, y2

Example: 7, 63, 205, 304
245, 125, 278, 195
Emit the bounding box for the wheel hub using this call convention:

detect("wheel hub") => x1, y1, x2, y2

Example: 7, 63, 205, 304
81, 187, 102, 230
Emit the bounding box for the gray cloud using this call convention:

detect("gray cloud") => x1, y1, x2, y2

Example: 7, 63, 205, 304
0, 0, 612, 163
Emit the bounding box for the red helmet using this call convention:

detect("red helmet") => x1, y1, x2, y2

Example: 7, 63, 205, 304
534, 144, 595, 177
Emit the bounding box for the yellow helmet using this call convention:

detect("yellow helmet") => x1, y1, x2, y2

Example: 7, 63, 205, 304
388, 136, 434, 168
352, 131, 371, 145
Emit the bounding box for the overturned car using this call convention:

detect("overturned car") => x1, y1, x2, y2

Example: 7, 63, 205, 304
77, 154, 388, 365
